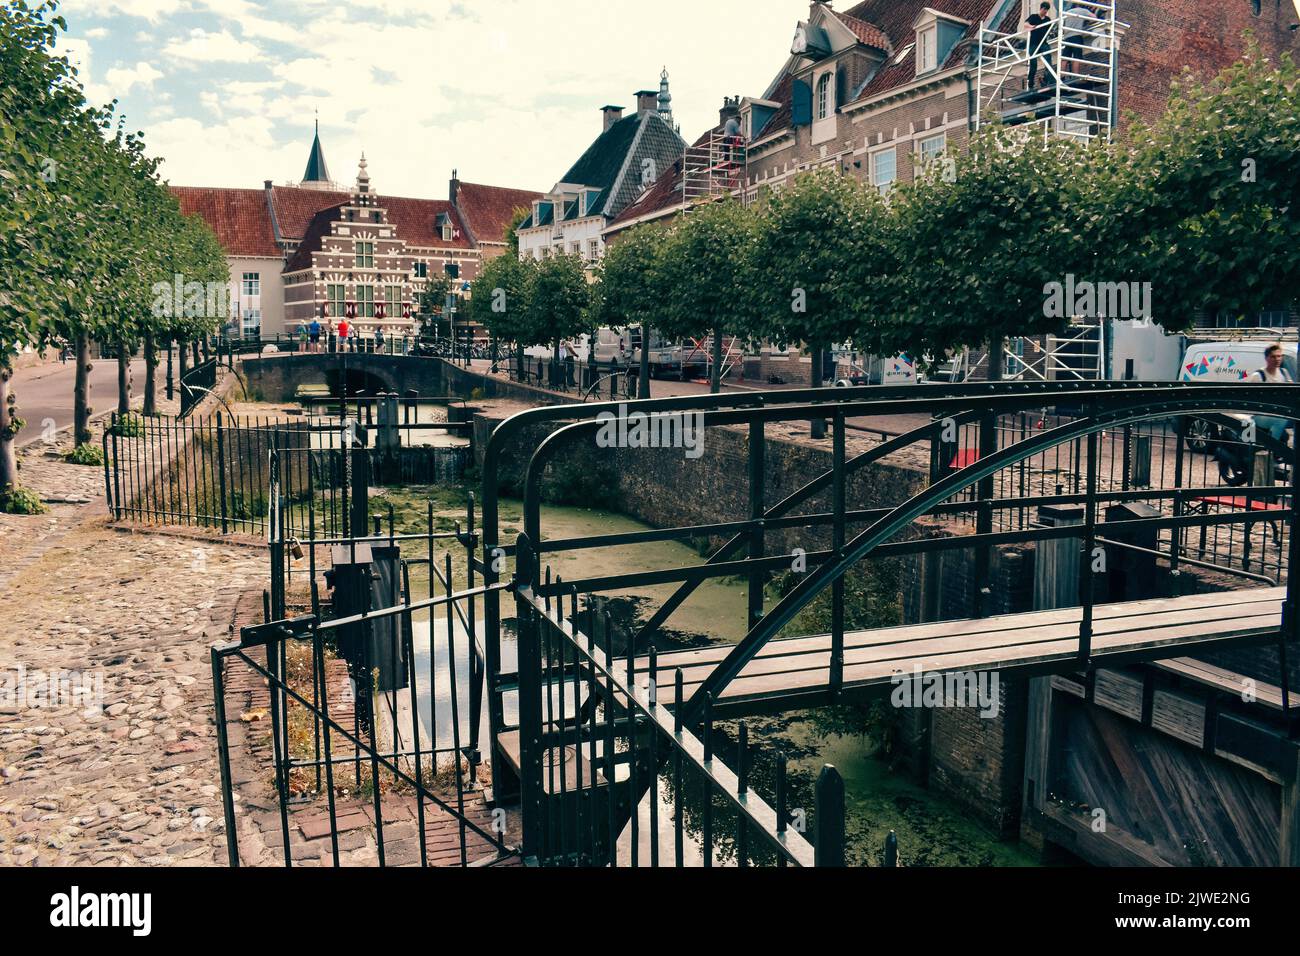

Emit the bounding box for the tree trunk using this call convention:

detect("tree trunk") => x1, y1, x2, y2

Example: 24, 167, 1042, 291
0, 363, 19, 495
192, 342, 200, 368
201, 337, 211, 363
117, 343, 131, 415
143, 329, 158, 416
73, 331, 92, 447
710, 326, 723, 394
515, 343, 524, 382
638, 323, 651, 399
178, 339, 189, 392
987, 338, 1005, 382
810, 342, 827, 439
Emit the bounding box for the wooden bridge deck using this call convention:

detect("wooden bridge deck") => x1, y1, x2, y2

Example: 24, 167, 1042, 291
625, 588, 1286, 715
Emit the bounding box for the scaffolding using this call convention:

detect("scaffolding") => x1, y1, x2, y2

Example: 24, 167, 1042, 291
681, 128, 747, 208
975, 0, 1120, 144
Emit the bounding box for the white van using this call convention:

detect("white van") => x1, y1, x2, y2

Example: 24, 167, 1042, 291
1178, 341, 1297, 383
524, 328, 629, 365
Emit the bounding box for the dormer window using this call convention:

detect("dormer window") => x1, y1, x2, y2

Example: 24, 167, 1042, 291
816, 73, 832, 120
917, 24, 937, 73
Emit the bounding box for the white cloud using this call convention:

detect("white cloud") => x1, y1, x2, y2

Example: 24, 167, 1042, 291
162, 28, 263, 63
65, 0, 801, 196
104, 61, 165, 94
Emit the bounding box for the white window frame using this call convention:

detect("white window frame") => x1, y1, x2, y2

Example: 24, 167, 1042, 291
870, 146, 897, 192
816, 73, 832, 120
241, 272, 260, 298
917, 132, 947, 165
917, 25, 937, 73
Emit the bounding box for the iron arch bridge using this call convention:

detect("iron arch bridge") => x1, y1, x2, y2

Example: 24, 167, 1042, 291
478, 381, 1300, 863
212, 381, 1300, 868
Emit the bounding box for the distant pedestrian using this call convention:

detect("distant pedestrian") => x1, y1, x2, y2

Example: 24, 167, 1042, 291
338, 318, 351, 352
1023, 2, 1054, 88
309, 318, 321, 353
1252, 343, 1293, 448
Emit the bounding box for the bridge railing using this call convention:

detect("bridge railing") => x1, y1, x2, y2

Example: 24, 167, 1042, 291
479, 382, 1300, 792
510, 533, 840, 866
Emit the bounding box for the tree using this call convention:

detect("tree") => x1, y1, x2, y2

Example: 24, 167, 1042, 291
416, 271, 453, 336
880, 130, 1091, 377
470, 252, 535, 375
752, 170, 886, 394
0, 0, 92, 502
1105, 43, 1300, 328
591, 224, 668, 398
657, 199, 760, 392
525, 254, 590, 381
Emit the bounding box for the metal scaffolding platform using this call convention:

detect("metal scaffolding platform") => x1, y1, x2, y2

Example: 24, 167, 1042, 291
976, 0, 1120, 143
681, 128, 747, 209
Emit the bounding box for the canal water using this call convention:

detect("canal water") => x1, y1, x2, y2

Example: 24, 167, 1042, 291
384, 491, 1038, 866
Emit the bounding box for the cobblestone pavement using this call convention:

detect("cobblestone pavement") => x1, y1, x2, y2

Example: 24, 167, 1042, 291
0, 523, 265, 866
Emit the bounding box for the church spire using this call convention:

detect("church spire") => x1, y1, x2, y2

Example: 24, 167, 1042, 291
299, 114, 338, 190
657, 67, 673, 124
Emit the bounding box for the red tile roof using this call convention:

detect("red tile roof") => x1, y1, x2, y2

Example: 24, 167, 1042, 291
843, 0, 1002, 102
454, 181, 541, 246
282, 195, 472, 273
269, 186, 353, 241
835, 12, 893, 53
170, 186, 280, 258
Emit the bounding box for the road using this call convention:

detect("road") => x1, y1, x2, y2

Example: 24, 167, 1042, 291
11, 357, 149, 447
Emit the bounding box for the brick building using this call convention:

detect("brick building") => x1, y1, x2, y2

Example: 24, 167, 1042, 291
516, 71, 686, 268
605, 0, 1300, 380
173, 127, 540, 340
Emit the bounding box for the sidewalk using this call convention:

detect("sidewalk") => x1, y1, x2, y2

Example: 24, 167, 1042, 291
0, 403, 266, 866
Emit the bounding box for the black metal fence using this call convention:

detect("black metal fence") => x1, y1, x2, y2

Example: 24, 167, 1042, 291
104, 413, 466, 538
179, 358, 218, 416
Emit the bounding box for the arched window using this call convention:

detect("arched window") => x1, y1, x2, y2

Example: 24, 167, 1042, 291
816, 73, 832, 120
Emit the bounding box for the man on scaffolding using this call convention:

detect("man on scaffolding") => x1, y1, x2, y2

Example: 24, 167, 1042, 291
1023, 2, 1054, 89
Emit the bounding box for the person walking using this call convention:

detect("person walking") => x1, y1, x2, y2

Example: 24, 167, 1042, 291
338, 317, 351, 353
1252, 344, 1294, 449
308, 317, 321, 353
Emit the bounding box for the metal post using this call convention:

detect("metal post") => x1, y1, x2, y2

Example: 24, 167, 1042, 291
748, 416, 765, 630
1078, 414, 1100, 662
974, 408, 998, 618
210, 647, 240, 867
831, 411, 846, 694
515, 534, 544, 860
814, 764, 845, 867
215, 412, 229, 534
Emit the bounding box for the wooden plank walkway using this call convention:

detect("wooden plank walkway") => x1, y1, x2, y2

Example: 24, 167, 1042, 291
624, 588, 1286, 714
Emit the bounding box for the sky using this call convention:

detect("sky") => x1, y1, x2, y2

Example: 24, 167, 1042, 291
54, 0, 804, 199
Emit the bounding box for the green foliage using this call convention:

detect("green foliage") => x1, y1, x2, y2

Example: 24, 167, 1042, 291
656, 198, 760, 345
590, 223, 667, 334
65, 442, 104, 466
525, 253, 590, 347
470, 252, 536, 344
1103, 41, 1300, 328
0, 486, 45, 515
753, 170, 889, 352
109, 414, 145, 438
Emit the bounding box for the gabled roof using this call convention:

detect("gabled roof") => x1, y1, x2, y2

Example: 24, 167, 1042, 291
269, 186, 353, 241
842, 0, 1002, 101
520, 110, 687, 229
283, 195, 472, 273
171, 186, 280, 258
453, 181, 541, 246
834, 12, 894, 53
558, 112, 644, 209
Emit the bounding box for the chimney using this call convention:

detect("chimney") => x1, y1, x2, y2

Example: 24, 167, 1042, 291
449, 168, 459, 207
601, 104, 624, 132
719, 95, 741, 128
635, 90, 657, 115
